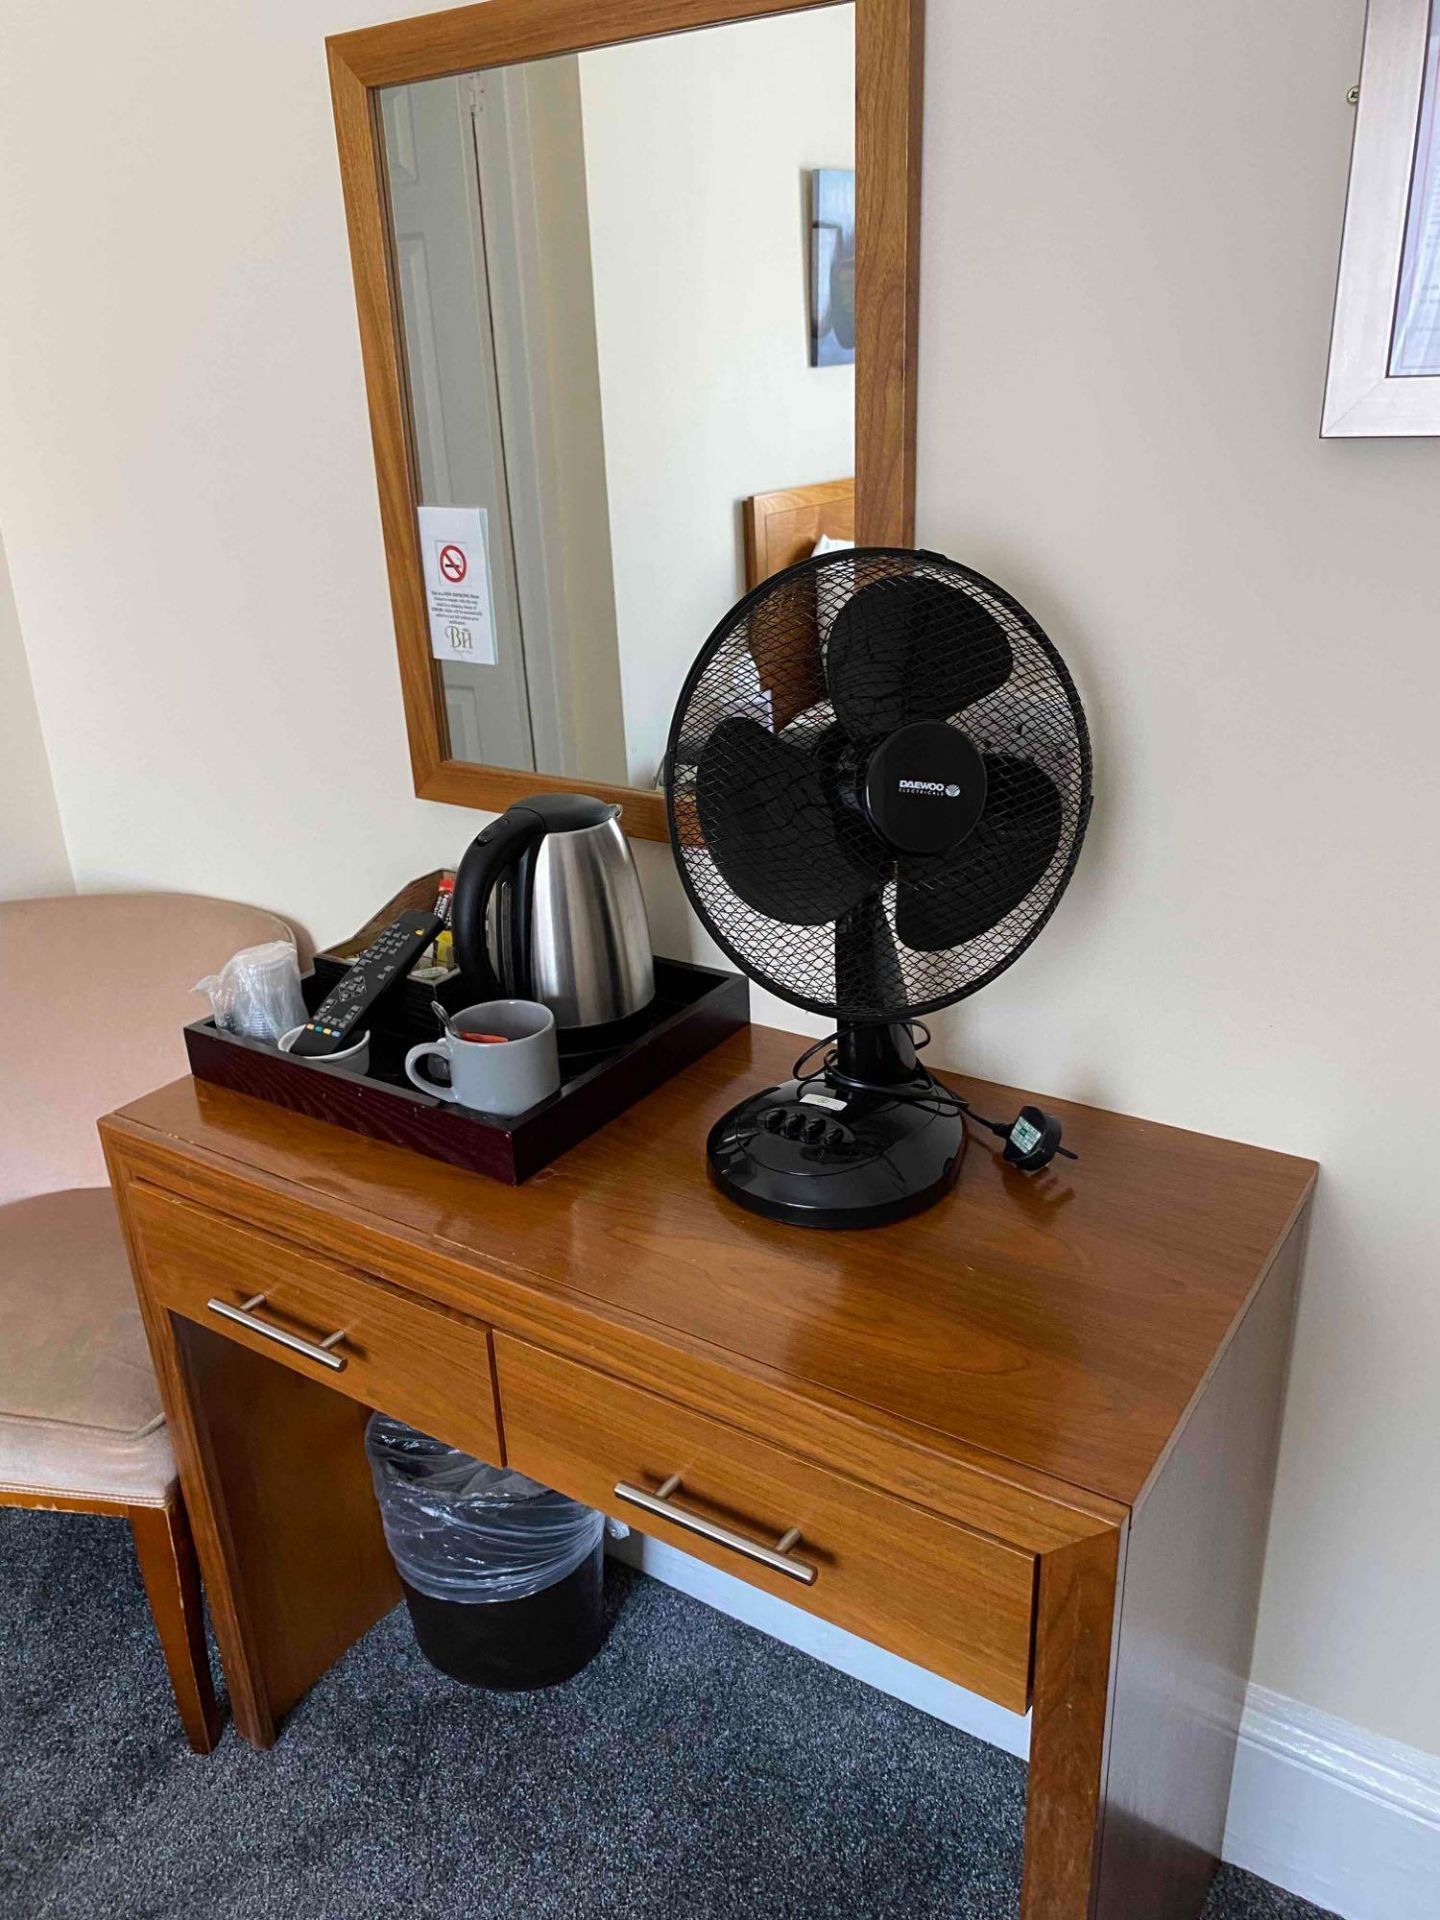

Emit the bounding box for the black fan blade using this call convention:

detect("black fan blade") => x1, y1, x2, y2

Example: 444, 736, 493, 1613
894, 756, 1063, 950
695, 716, 887, 926
826, 573, 1014, 740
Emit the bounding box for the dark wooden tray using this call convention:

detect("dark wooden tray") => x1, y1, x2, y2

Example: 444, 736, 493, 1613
184, 881, 748, 1182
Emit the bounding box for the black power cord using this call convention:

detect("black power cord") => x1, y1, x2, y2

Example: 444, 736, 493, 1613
790, 1027, 1078, 1174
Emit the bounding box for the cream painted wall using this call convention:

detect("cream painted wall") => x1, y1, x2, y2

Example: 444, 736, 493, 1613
0, 0, 1435, 1763
0, 1, 494, 950
914, 0, 1440, 1756
579, 7, 856, 783
0, 532, 71, 899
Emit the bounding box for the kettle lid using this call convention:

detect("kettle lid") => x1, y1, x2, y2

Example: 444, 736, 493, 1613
515, 793, 621, 833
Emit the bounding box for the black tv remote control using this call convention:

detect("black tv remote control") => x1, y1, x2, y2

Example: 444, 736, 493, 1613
289, 910, 445, 1058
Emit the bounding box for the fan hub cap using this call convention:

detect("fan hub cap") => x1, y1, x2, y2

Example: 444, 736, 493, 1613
863, 720, 988, 856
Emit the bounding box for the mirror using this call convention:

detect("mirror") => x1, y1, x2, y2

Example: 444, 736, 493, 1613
328, 0, 922, 837
380, 8, 854, 788
1323, 0, 1440, 434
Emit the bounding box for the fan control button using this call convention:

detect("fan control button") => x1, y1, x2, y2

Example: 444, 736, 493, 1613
781, 1111, 806, 1140
761, 1108, 786, 1133
802, 1116, 828, 1144
824, 1125, 847, 1150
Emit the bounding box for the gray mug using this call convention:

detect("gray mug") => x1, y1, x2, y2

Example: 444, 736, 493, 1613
405, 999, 559, 1117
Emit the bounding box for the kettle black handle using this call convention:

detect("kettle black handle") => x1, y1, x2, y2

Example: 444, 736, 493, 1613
451, 807, 547, 999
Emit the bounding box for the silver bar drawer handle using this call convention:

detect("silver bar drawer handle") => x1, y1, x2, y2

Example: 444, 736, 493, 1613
205, 1293, 348, 1372
614, 1474, 817, 1586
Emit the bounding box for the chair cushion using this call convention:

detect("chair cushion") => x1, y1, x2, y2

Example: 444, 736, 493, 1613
0, 890, 297, 1203
0, 1188, 175, 1506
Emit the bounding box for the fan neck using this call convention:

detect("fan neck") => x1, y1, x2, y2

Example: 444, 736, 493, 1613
835, 1021, 921, 1088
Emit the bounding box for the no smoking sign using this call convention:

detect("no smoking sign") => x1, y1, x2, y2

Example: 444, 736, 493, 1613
419, 505, 496, 666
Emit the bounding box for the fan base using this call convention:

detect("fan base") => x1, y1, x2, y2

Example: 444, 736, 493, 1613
707, 1077, 966, 1230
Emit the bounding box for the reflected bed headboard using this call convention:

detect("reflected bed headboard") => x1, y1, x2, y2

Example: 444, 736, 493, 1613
742, 478, 855, 589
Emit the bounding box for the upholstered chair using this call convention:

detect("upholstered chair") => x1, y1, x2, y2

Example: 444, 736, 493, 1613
0, 891, 296, 1752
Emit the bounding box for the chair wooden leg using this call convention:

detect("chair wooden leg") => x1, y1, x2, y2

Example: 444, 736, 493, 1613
129, 1494, 223, 1754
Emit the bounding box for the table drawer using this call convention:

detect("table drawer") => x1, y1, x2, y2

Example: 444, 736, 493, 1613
495, 1334, 1035, 1712
129, 1182, 503, 1467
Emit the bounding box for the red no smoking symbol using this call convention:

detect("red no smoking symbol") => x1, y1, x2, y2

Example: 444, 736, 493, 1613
438, 543, 468, 584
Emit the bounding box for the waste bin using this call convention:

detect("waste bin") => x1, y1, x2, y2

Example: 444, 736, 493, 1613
365, 1412, 607, 1690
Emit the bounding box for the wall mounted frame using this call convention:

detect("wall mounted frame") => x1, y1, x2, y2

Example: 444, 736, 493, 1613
327, 0, 925, 838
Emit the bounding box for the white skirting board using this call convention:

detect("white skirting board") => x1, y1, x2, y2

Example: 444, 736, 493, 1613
1223, 1684, 1440, 1920
609, 1535, 1440, 1920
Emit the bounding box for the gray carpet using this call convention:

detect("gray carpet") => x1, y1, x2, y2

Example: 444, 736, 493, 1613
1, 1510, 1336, 1920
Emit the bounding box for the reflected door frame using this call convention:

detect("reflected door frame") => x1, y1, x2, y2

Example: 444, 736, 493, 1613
328, 0, 925, 841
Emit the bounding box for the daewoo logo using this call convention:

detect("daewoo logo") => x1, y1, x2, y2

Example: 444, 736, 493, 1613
898, 778, 963, 798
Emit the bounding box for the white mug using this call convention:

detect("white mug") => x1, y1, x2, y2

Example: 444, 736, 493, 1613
279, 1024, 371, 1076
405, 999, 559, 1117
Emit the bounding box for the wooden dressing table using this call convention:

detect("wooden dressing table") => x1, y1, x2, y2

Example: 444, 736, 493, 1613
100, 1025, 1314, 1920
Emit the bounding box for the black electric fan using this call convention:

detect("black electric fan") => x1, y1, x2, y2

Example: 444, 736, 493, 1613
664, 547, 1092, 1228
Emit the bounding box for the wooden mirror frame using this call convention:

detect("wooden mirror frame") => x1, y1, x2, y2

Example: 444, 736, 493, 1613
328, 0, 924, 840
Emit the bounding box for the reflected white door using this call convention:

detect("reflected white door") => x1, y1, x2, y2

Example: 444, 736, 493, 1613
382, 78, 536, 769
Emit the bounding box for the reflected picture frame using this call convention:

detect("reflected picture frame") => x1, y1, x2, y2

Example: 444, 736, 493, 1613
810, 166, 856, 367
1323, 0, 1440, 435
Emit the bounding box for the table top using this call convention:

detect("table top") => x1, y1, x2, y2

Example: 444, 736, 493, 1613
109, 1024, 1315, 1512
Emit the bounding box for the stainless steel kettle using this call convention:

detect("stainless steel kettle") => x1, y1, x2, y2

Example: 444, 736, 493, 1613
451, 795, 654, 1031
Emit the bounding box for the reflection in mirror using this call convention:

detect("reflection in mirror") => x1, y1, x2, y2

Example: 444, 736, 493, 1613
380, 6, 855, 789
1391, 0, 1440, 377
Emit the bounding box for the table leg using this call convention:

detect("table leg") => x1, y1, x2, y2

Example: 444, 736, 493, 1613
1020, 1527, 1124, 1920
112, 1154, 399, 1747
170, 1316, 401, 1744
1021, 1221, 1306, 1918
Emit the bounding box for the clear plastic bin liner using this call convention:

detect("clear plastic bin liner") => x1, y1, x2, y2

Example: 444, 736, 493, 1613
364, 1413, 606, 1604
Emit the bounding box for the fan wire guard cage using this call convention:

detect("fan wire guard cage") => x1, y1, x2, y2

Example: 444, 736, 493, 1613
665, 548, 1092, 1024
